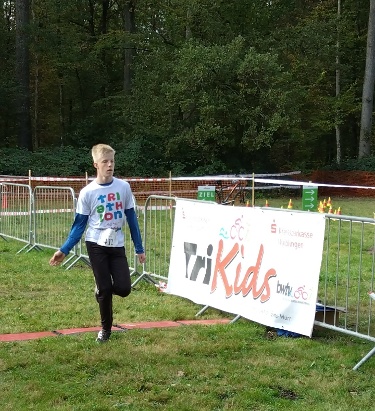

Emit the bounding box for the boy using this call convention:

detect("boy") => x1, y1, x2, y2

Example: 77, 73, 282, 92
49, 144, 146, 342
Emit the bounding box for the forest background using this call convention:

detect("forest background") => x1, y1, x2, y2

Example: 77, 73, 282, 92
1, 0, 375, 178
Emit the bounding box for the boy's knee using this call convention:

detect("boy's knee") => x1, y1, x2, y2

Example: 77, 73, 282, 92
114, 286, 131, 298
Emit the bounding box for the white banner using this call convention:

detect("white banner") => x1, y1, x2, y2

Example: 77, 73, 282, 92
167, 199, 326, 337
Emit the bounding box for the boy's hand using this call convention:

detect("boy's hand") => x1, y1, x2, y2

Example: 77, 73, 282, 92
137, 253, 146, 264
49, 250, 66, 266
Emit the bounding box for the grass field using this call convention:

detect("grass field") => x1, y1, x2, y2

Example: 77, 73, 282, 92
1, 197, 375, 410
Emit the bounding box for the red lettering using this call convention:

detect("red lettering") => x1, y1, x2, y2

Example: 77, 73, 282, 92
104, 213, 113, 221
115, 201, 123, 210
259, 268, 277, 302
233, 244, 244, 295
108, 193, 115, 201
211, 239, 238, 297
212, 241, 277, 302
241, 244, 264, 298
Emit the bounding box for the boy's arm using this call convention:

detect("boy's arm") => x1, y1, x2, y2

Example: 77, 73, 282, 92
124, 207, 144, 254
60, 213, 89, 255
49, 214, 88, 266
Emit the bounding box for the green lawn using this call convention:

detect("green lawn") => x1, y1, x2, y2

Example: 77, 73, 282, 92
0, 235, 375, 410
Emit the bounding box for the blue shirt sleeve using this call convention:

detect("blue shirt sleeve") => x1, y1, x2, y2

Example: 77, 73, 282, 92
125, 208, 144, 254
60, 213, 89, 255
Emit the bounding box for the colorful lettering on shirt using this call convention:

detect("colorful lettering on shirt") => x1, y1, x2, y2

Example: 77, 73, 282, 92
96, 192, 123, 222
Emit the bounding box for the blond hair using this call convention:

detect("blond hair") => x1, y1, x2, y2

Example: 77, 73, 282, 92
91, 144, 115, 162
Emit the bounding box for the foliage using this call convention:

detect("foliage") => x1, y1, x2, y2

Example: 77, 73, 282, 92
325, 155, 375, 171
2, 143, 375, 180
0, 145, 170, 177
0, 147, 92, 176
161, 38, 294, 173
0, 0, 373, 175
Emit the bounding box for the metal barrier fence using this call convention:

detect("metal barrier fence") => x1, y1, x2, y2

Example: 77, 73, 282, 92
0, 183, 33, 253
132, 195, 176, 287
2, 188, 375, 369
318, 213, 375, 370
135, 198, 375, 370
30, 186, 77, 253
0, 183, 137, 273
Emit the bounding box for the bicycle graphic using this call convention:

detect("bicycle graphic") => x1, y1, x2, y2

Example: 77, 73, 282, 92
294, 285, 308, 300
230, 217, 244, 241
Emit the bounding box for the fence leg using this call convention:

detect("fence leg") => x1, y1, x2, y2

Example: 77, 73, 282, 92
195, 305, 209, 317
129, 253, 138, 278
65, 255, 91, 270
62, 252, 79, 267
131, 269, 158, 287
230, 315, 242, 323
352, 345, 375, 371
24, 244, 43, 253
195, 305, 239, 322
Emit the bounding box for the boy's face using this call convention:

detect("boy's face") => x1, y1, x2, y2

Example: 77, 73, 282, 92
94, 153, 115, 180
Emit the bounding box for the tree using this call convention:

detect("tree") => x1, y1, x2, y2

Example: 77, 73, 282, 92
335, 0, 342, 165
15, 0, 33, 150
0, 1, 16, 146
0, 0, 373, 174
358, 0, 375, 158
123, 0, 136, 94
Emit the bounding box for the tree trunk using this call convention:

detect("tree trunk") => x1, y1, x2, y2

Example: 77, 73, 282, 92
123, 1, 136, 94
358, 0, 375, 159
15, 0, 33, 150
335, 0, 341, 164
